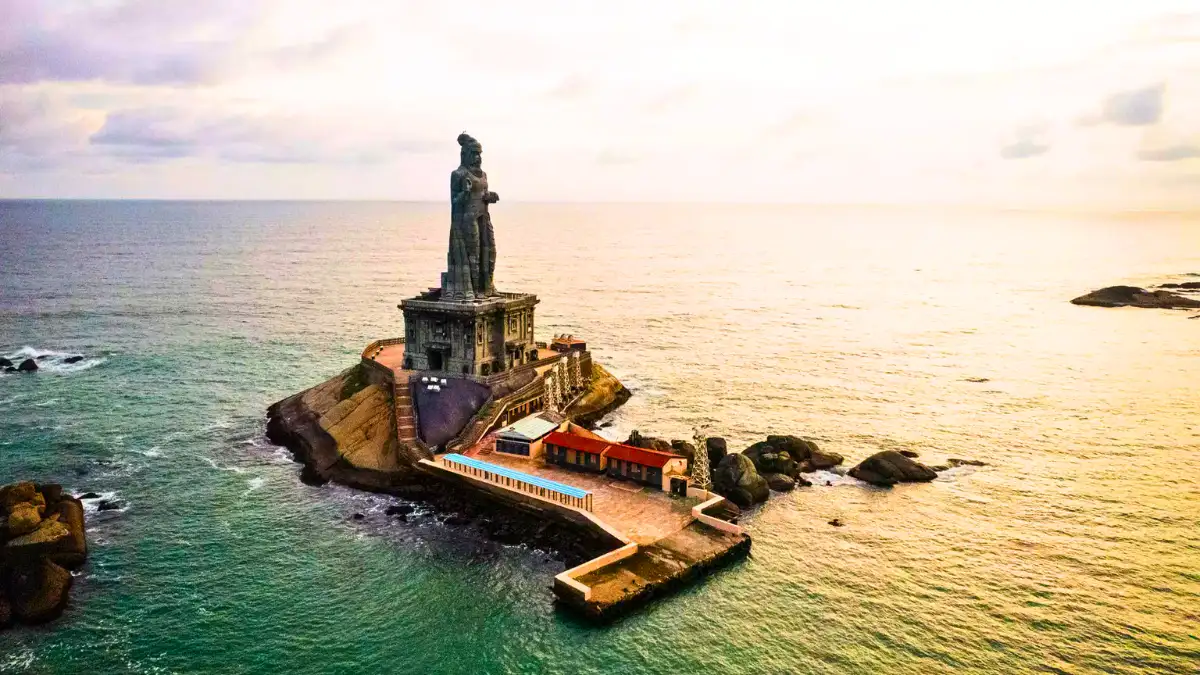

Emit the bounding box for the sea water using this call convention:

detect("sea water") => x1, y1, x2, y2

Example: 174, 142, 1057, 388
0, 200, 1197, 674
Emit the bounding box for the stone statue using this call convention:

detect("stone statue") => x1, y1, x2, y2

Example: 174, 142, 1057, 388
443, 132, 498, 300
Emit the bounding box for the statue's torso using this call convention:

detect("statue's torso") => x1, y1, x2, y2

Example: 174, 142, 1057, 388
452, 167, 488, 218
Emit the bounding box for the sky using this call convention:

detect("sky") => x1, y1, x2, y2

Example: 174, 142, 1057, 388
2, 0, 1199, 207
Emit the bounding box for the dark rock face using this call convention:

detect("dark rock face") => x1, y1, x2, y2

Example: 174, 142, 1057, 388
0, 357, 11, 368
1159, 281, 1200, 289
712, 453, 769, 508
385, 504, 414, 517
848, 451, 938, 486
947, 458, 986, 467
96, 500, 124, 512
17, 359, 38, 373
9, 558, 73, 624
705, 437, 728, 470
414, 377, 491, 449
1071, 286, 1200, 309
63, 356, 84, 364
899, 450, 920, 458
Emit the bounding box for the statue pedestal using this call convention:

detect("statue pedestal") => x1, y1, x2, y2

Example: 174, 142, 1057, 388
399, 289, 539, 377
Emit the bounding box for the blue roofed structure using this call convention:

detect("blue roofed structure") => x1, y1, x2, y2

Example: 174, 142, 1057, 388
442, 453, 593, 511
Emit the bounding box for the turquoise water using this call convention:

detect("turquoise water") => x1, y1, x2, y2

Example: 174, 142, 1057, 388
1, 200, 1198, 674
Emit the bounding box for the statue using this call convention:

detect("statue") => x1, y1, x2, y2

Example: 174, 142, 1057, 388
444, 132, 498, 300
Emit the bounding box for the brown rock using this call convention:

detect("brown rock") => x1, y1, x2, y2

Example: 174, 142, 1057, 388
764, 473, 796, 492
1070, 286, 1200, 309
7, 519, 71, 561
47, 499, 88, 569
1, 482, 37, 512
899, 450, 919, 458
38, 484, 64, 506
848, 450, 938, 486
7, 503, 42, 537
9, 558, 73, 624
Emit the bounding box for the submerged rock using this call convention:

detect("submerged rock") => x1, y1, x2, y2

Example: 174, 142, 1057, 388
385, 504, 414, 517
63, 355, 84, 364
848, 451, 938, 486
947, 458, 987, 467
17, 359, 38, 373
0, 357, 11, 368
712, 453, 769, 508
1071, 286, 1200, 309
899, 450, 920, 458
96, 499, 124, 512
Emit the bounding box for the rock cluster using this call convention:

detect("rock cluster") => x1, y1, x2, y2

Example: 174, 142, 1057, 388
1070, 286, 1200, 309
708, 434, 846, 507
1, 481, 88, 628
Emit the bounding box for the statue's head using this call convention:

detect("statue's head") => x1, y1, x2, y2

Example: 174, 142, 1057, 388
457, 132, 482, 169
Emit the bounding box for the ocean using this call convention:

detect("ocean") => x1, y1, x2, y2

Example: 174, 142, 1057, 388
0, 200, 1197, 674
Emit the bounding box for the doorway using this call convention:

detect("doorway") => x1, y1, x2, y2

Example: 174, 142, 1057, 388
427, 349, 443, 371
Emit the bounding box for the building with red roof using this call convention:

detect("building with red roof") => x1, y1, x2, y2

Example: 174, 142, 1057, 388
542, 430, 688, 491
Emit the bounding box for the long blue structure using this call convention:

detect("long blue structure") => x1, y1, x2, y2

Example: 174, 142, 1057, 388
443, 454, 591, 499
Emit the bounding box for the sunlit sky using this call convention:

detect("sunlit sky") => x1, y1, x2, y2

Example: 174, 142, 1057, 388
2, 0, 1199, 206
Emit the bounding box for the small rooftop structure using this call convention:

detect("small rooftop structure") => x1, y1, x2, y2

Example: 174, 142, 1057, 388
551, 334, 587, 353
543, 431, 613, 457
494, 411, 565, 459
497, 411, 562, 442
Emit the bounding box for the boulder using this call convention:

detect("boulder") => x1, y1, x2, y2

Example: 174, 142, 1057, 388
7, 503, 42, 537
764, 435, 815, 463
6, 518, 71, 560
1, 482, 37, 511
705, 437, 728, 469
849, 451, 938, 486
63, 355, 84, 364
669, 440, 696, 470
9, 558, 73, 624
742, 443, 800, 478
97, 499, 124, 512
3, 367, 15, 373
17, 359, 38, 373
47, 499, 88, 569
78, 492, 101, 500
803, 447, 844, 471
712, 453, 769, 508
764, 473, 796, 492
1070, 286, 1200, 309
899, 450, 920, 458
624, 430, 672, 452
38, 483, 64, 506
0, 357, 11, 368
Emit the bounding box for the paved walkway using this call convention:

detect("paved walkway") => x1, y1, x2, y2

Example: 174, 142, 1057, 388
464, 450, 700, 545
373, 343, 407, 371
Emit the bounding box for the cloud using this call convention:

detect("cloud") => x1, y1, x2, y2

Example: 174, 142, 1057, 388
544, 74, 591, 101
1137, 143, 1200, 161
1095, 83, 1166, 126
1000, 123, 1050, 159
0, 0, 353, 86
88, 106, 437, 165
0, 88, 100, 171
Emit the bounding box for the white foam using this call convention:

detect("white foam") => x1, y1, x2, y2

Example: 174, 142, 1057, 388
246, 477, 265, 490
78, 490, 128, 514
197, 454, 248, 473
4, 345, 107, 374
804, 469, 861, 486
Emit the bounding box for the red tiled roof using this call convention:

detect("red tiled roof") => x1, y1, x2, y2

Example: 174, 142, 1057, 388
544, 431, 612, 456
602, 443, 683, 469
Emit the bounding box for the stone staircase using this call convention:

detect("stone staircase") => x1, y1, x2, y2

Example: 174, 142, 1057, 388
393, 376, 418, 445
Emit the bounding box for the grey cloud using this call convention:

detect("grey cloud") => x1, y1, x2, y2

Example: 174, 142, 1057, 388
1137, 143, 1200, 161
0, 89, 96, 172
89, 106, 437, 165
1098, 84, 1166, 126
0, 0, 353, 86
1000, 123, 1050, 159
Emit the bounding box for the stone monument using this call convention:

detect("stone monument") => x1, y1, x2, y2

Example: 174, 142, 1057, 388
399, 133, 539, 377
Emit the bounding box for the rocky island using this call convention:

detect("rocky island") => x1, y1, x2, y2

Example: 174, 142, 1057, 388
266, 134, 747, 620
1071, 284, 1200, 310
1, 481, 89, 629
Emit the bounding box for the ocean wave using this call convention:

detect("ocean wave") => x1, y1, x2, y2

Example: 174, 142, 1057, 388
196, 453, 248, 474
803, 469, 860, 487
3, 345, 107, 374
